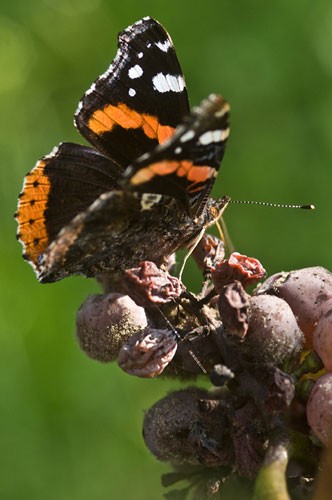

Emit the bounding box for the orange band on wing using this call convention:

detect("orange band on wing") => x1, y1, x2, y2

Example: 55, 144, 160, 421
130, 160, 215, 187
88, 103, 175, 144
16, 160, 51, 265
186, 165, 214, 183
130, 161, 178, 185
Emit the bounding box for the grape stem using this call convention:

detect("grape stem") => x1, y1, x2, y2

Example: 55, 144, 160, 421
253, 433, 291, 500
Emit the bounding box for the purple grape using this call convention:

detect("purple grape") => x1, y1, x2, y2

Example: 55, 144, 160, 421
245, 295, 304, 365
312, 299, 332, 371
307, 373, 332, 446
76, 293, 147, 362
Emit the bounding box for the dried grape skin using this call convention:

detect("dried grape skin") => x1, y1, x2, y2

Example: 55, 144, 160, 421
118, 328, 177, 378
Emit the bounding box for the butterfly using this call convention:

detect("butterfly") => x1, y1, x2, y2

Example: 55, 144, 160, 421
16, 16, 230, 284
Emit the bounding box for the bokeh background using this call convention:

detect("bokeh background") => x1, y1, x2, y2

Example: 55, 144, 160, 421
1, 0, 332, 498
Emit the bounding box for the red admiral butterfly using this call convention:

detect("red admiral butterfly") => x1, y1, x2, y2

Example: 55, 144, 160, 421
16, 17, 230, 284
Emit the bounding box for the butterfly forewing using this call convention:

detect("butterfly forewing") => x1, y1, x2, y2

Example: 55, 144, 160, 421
75, 17, 190, 168
125, 94, 230, 216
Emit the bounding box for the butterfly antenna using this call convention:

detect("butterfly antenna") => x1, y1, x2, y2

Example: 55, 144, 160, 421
218, 200, 314, 255
230, 200, 315, 210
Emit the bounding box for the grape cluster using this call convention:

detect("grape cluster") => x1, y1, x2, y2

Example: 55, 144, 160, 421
75, 236, 332, 498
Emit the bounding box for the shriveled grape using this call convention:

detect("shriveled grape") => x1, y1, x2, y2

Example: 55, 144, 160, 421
143, 388, 231, 466
76, 293, 147, 362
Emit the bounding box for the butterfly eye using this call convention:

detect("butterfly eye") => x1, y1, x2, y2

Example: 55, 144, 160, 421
209, 205, 220, 220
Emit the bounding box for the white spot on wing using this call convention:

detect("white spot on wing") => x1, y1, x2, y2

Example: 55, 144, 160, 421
128, 65, 143, 79
155, 40, 171, 52
198, 131, 214, 146
214, 102, 230, 117
152, 73, 185, 93
85, 82, 96, 96
175, 147, 182, 154
180, 130, 195, 143
129, 88, 136, 97
138, 152, 150, 161
221, 128, 230, 140
75, 100, 83, 116
198, 129, 228, 145
126, 18, 145, 31
44, 145, 60, 159
140, 193, 162, 211
152, 73, 169, 93
138, 51, 143, 59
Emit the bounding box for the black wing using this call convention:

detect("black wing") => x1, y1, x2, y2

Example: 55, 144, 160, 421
75, 17, 190, 167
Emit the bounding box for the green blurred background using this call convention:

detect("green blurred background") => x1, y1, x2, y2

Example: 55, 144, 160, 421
1, 0, 331, 498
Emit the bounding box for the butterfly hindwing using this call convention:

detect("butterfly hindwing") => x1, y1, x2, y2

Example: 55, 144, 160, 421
36, 187, 209, 284
16, 142, 121, 271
